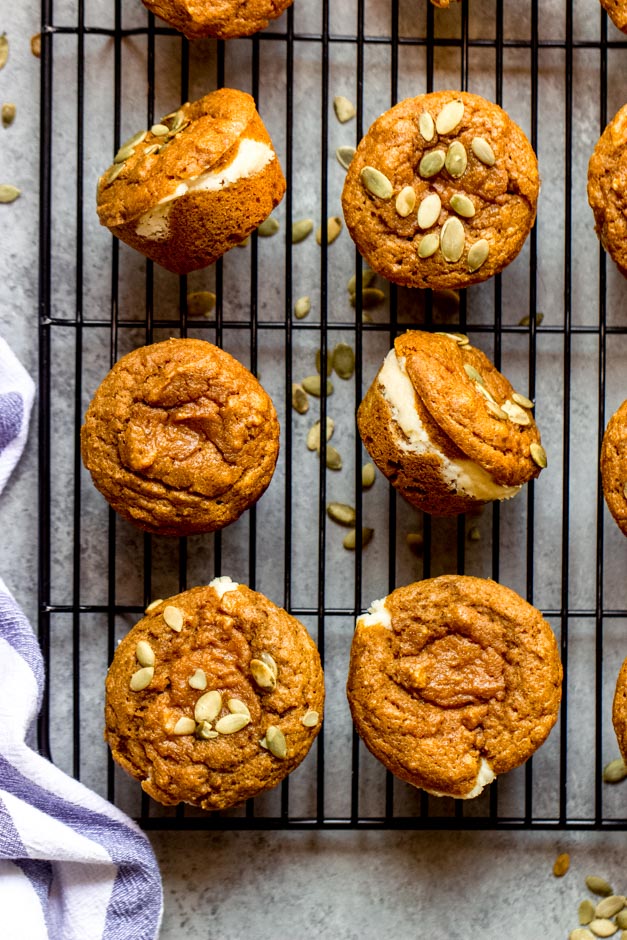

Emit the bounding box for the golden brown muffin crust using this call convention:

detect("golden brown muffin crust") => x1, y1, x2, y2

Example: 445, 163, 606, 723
106, 582, 324, 810
81, 338, 279, 536
141, 0, 294, 39
347, 576, 562, 798
587, 104, 627, 278
599, 0, 627, 31
613, 658, 627, 763
601, 400, 627, 536
341, 91, 539, 289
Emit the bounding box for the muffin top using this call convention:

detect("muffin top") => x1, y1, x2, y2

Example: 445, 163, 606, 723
106, 579, 324, 810
81, 338, 279, 536
601, 399, 627, 536
347, 575, 562, 798
588, 103, 627, 277
141, 0, 294, 40
599, 0, 627, 32
341, 91, 539, 289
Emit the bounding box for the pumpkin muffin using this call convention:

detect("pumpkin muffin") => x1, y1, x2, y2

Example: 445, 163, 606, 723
81, 338, 279, 536
106, 578, 324, 810
347, 576, 562, 799
600, 400, 627, 536
141, 0, 294, 39
96, 88, 286, 275
588, 104, 627, 277
599, 0, 627, 32
357, 329, 546, 516
341, 91, 539, 290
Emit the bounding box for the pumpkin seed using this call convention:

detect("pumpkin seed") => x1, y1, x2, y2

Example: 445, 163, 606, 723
406, 532, 424, 554
186, 290, 216, 317
196, 721, 218, 740
326, 445, 343, 470
417, 192, 442, 230
343, 527, 374, 550
616, 912, 627, 929
332, 342, 355, 379
471, 136, 496, 166
511, 391, 534, 409
419, 149, 446, 178
215, 712, 250, 734
502, 400, 531, 426
188, 668, 207, 690
445, 140, 468, 178
396, 185, 416, 217
475, 383, 496, 403
595, 897, 626, 919
586, 877, 613, 897
259, 737, 268, 749
292, 218, 314, 243
228, 698, 251, 718
351, 288, 385, 309
302, 710, 320, 727
336, 145, 356, 170
1, 103, 15, 128
360, 166, 393, 199
519, 312, 545, 327
307, 417, 334, 451
553, 852, 571, 877
107, 164, 124, 185
114, 144, 135, 164
130, 666, 154, 691
163, 605, 184, 632
260, 652, 278, 678
266, 725, 287, 758
440, 217, 465, 263
250, 659, 277, 690
294, 296, 311, 319
450, 193, 475, 218
173, 716, 196, 735
464, 363, 484, 385
143, 144, 160, 156
486, 400, 508, 420
419, 111, 435, 141
194, 690, 222, 723
417, 233, 439, 258
135, 640, 155, 667
315, 349, 331, 377
603, 758, 627, 783
468, 525, 481, 542
150, 123, 169, 136
435, 99, 464, 135
467, 239, 490, 273
0, 184, 21, 204
347, 269, 376, 294
588, 919, 618, 937
570, 932, 595, 940
302, 375, 333, 397
292, 383, 309, 414
530, 442, 547, 468
258, 216, 280, 236
362, 462, 376, 488
435, 329, 467, 344
316, 216, 342, 245
30, 34, 41, 58
333, 95, 356, 123
0, 35, 8, 71
580, 900, 596, 925
145, 598, 163, 613
327, 502, 356, 526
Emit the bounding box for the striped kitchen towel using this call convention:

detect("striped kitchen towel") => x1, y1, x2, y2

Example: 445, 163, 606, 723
0, 339, 163, 939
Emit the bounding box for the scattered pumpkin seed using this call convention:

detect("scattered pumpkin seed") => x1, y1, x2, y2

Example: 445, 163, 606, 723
502, 399, 531, 426
326, 445, 343, 470
419, 149, 446, 178
130, 666, 154, 691
316, 216, 342, 245
554, 852, 571, 877
580, 900, 596, 925
258, 216, 280, 236
315, 349, 332, 376
173, 716, 196, 735
588, 919, 618, 937
396, 185, 416, 217
228, 698, 251, 718
0, 184, 21, 204
468, 525, 481, 541
292, 383, 309, 414
0, 34, 8, 70
135, 640, 155, 668
586, 877, 614, 897
163, 605, 184, 632
362, 462, 376, 488
595, 897, 626, 919
343, 527, 374, 550
292, 218, 314, 243
302, 375, 333, 397
186, 290, 216, 318
30, 33, 41, 58
450, 193, 475, 218
351, 287, 385, 309
617, 912, 627, 929
327, 502, 356, 526
188, 668, 207, 690
417, 192, 442, 230
530, 442, 547, 468
113, 144, 135, 164
336, 145, 356, 170
570, 932, 595, 940
145, 598, 163, 613
106, 164, 124, 185
406, 532, 424, 554
347, 269, 376, 294
194, 690, 222, 723
250, 659, 277, 690
519, 311, 545, 327
307, 417, 334, 452
294, 296, 311, 319
512, 392, 534, 409
266, 725, 287, 759
332, 342, 355, 379
486, 400, 508, 420
418, 232, 440, 258
471, 136, 496, 166
1, 103, 15, 128
419, 111, 435, 141
333, 95, 356, 123
440, 217, 465, 263
467, 238, 490, 273
301, 710, 320, 727
215, 712, 250, 734
464, 363, 484, 385
260, 652, 278, 678
360, 166, 393, 199
435, 99, 464, 135
150, 123, 169, 136
445, 140, 468, 178
603, 758, 627, 783
196, 721, 218, 740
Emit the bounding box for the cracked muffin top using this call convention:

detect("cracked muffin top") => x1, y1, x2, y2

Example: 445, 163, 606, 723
588, 103, 627, 278
140, 0, 294, 39
347, 575, 562, 799
80, 338, 279, 536
341, 91, 539, 289
601, 399, 627, 536
599, 0, 627, 32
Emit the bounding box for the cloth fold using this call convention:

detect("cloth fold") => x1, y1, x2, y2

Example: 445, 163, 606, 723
0, 338, 163, 939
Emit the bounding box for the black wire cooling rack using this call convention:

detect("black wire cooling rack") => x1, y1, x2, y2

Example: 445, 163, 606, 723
38, 0, 627, 830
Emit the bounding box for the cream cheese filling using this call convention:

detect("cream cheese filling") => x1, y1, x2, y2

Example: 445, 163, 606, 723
425, 758, 496, 800
356, 596, 392, 630
209, 575, 240, 599
135, 137, 275, 240
377, 349, 521, 503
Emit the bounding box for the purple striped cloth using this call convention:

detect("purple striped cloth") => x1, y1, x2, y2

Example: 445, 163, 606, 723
0, 339, 162, 939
